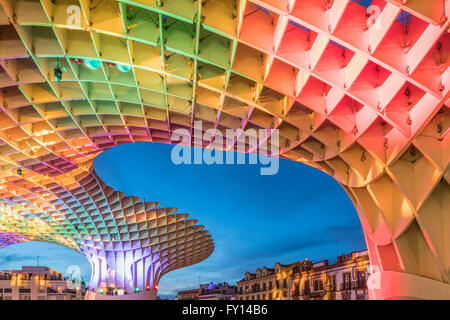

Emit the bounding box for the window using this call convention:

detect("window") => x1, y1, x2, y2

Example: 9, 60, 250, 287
292, 284, 299, 297
262, 283, 266, 291
357, 271, 366, 288
314, 280, 320, 291
282, 278, 287, 289
343, 272, 351, 290
269, 281, 272, 290
329, 275, 336, 291
303, 280, 310, 294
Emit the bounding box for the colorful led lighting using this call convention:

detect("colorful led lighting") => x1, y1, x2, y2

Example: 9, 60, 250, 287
0, 0, 447, 300
116, 63, 132, 73
83, 59, 101, 70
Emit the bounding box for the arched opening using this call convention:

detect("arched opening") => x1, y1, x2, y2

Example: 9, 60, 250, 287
0, 241, 91, 299
0, 242, 91, 280
0, 0, 447, 300
93, 142, 366, 299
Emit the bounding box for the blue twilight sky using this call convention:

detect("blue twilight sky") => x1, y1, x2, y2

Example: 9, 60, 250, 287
0, 143, 366, 299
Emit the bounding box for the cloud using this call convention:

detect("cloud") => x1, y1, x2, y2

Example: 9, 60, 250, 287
239, 222, 362, 263
0, 242, 92, 283
242, 237, 327, 262
0, 253, 32, 264
2, 143, 368, 299
158, 220, 365, 298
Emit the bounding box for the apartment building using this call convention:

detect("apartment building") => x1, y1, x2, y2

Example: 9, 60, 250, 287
236, 250, 369, 300
176, 288, 203, 300
235, 265, 285, 300
176, 282, 237, 300
0, 266, 86, 300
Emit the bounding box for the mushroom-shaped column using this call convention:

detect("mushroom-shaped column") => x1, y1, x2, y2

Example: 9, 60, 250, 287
0, 169, 214, 300
0, 0, 448, 300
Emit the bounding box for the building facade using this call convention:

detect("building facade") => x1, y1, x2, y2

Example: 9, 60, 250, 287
236, 250, 369, 300
177, 283, 237, 300
198, 283, 237, 300
0, 0, 448, 300
236, 266, 282, 300
176, 288, 203, 300
0, 266, 86, 300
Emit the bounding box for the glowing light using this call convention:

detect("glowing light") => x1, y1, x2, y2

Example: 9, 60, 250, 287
116, 63, 132, 73
34, 129, 54, 137
84, 59, 101, 70
3, 0, 446, 301
54, 67, 63, 81
42, 141, 58, 147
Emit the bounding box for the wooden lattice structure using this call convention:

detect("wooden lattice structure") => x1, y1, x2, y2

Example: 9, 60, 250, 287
0, 0, 448, 299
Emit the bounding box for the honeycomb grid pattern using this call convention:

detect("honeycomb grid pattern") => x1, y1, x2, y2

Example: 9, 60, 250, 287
0, 0, 448, 299
0, 164, 214, 294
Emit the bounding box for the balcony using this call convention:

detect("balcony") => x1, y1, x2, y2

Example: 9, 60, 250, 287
342, 291, 352, 300
353, 280, 367, 289
327, 285, 337, 292
63, 289, 78, 294
301, 289, 311, 296
340, 280, 366, 291
310, 288, 326, 298
341, 282, 352, 291
19, 288, 31, 293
